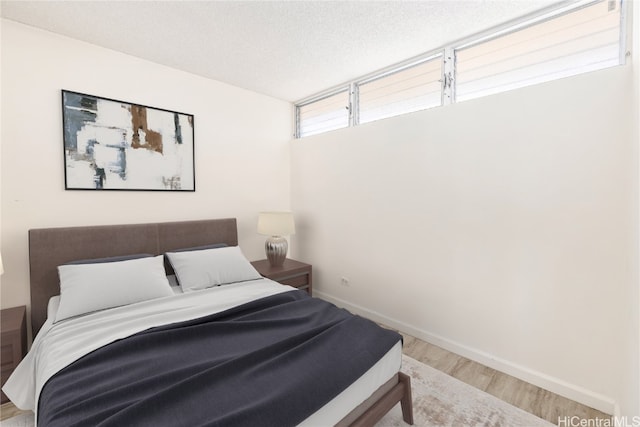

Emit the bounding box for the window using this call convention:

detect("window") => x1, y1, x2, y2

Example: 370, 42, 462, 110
297, 89, 350, 138
455, 1, 623, 101
295, 0, 625, 138
358, 55, 443, 124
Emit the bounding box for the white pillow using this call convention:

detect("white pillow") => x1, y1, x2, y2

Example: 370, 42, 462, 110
166, 246, 262, 292
56, 255, 173, 322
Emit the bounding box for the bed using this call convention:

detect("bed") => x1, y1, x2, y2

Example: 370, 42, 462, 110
3, 218, 413, 426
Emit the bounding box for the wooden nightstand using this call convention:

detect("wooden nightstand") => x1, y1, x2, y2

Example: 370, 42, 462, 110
1, 305, 27, 404
251, 259, 312, 296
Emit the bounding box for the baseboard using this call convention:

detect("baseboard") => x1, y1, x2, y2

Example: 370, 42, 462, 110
315, 290, 618, 416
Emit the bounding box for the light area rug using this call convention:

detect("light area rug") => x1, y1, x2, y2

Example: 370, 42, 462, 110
376, 355, 555, 426
1, 355, 554, 427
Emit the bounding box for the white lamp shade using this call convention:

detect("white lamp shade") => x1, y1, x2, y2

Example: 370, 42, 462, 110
258, 212, 295, 236
0, 253, 4, 276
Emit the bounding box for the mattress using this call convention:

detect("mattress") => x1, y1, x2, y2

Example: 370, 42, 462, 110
4, 279, 402, 425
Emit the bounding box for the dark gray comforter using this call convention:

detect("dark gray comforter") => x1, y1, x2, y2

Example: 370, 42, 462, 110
38, 290, 401, 427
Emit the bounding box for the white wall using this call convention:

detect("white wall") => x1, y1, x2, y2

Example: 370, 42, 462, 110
0, 21, 292, 310
291, 63, 637, 415
631, 0, 640, 419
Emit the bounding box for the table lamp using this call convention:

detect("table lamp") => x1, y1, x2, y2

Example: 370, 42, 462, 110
258, 212, 295, 267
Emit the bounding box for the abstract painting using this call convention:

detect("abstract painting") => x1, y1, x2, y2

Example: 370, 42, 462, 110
62, 90, 195, 191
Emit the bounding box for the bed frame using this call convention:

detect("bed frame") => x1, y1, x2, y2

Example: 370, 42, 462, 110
28, 218, 414, 426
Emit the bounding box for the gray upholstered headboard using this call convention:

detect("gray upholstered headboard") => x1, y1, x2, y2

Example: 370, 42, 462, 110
28, 218, 238, 336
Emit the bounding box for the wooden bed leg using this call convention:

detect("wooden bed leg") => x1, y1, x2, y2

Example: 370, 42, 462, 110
343, 372, 415, 427
399, 372, 414, 425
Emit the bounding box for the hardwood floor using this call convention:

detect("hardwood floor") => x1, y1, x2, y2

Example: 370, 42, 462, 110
0, 401, 25, 421
400, 330, 611, 425
0, 332, 612, 425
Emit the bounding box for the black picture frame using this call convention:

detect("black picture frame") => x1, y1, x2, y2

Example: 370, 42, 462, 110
62, 90, 195, 191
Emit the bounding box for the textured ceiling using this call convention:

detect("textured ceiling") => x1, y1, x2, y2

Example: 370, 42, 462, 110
1, 0, 562, 102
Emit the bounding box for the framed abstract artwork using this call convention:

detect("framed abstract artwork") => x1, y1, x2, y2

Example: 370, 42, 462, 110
62, 90, 195, 191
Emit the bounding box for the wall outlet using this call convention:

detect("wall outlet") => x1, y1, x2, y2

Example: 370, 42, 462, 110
340, 276, 350, 286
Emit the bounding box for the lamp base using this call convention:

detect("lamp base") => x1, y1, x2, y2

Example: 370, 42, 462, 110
265, 236, 287, 267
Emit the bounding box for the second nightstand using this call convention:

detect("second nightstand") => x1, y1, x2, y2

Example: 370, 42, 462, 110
1, 305, 27, 404
251, 259, 312, 296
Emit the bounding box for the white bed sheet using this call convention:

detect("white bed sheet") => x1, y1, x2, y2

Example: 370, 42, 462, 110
4, 279, 402, 426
